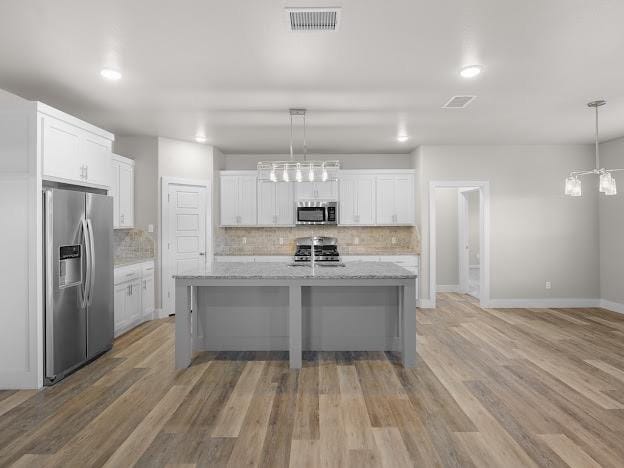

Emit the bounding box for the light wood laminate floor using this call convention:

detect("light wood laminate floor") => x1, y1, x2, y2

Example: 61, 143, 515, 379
2, 293, 624, 467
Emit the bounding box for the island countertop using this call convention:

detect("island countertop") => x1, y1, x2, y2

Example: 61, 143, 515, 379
173, 261, 417, 280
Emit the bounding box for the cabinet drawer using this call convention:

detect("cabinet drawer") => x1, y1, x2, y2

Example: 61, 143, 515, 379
114, 266, 141, 285
141, 262, 155, 275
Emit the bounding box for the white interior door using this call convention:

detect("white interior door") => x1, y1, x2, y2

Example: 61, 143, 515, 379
163, 181, 208, 316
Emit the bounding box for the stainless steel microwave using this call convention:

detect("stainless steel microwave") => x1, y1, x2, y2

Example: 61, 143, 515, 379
296, 201, 338, 225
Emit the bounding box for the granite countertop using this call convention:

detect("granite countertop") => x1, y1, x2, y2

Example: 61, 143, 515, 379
114, 257, 155, 267
174, 261, 416, 280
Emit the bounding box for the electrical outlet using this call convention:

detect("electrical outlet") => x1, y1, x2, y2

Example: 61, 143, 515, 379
391, 237, 397, 245
354, 237, 359, 245
242, 237, 247, 245
279, 237, 284, 245
545, 281, 551, 290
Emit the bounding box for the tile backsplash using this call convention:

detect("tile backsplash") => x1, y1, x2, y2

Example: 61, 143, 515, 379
215, 226, 420, 256
114, 229, 155, 261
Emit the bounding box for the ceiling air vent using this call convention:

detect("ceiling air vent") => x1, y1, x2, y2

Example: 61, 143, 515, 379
286, 7, 342, 32
442, 95, 476, 109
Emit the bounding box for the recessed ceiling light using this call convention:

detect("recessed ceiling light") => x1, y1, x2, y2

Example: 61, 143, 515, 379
100, 68, 122, 80
397, 135, 409, 143
460, 65, 482, 79
195, 136, 207, 144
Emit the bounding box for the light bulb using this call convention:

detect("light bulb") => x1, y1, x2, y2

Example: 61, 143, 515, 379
282, 166, 289, 182
308, 165, 315, 182
270, 167, 277, 182
295, 164, 302, 182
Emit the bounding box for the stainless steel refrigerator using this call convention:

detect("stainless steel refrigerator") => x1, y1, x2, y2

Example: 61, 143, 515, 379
43, 187, 113, 385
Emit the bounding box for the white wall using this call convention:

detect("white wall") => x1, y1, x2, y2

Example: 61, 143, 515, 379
223, 153, 414, 170
434, 188, 459, 287
415, 145, 600, 303
0, 89, 42, 388
599, 137, 624, 307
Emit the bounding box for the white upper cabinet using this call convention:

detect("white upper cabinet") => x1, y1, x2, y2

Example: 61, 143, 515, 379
375, 173, 415, 225
220, 173, 257, 226
258, 180, 294, 226
39, 105, 114, 188
111, 154, 134, 229
295, 181, 337, 200
41, 116, 83, 182
339, 174, 376, 225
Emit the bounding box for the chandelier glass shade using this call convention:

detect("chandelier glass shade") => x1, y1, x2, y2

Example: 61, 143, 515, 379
257, 109, 340, 182
564, 100, 622, 196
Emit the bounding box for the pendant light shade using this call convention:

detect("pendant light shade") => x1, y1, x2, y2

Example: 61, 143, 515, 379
564, 100, 622, 197
564, 176, 582, 197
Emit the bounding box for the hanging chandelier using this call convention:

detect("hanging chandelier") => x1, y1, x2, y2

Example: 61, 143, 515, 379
565, 100, 622, 196
257, 109, 339, 182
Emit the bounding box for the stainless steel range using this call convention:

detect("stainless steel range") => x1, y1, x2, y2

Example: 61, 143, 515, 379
293, 236, 342, 264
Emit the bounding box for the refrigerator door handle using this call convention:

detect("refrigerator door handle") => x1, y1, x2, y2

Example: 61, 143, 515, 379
81, 218, 91, 309
86, 218, 96, 305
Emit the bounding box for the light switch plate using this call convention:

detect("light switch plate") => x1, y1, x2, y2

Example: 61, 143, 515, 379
147, 224, 154, 233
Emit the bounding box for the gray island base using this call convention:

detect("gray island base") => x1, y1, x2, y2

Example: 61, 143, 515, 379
173, 262, 417, 369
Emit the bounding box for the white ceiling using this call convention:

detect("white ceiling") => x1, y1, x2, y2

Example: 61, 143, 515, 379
1, 0, 624, 153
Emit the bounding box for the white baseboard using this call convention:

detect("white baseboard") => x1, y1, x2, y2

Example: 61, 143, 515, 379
485, 298, 601, 309
437, 284, 460, 293
418, 299, 435, 309
600, 299, 624, 315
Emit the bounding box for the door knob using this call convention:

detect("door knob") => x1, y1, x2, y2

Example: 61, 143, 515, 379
199, 252, 205, 256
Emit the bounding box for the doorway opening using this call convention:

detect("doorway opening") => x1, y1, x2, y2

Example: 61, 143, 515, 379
429, 181, 490, 309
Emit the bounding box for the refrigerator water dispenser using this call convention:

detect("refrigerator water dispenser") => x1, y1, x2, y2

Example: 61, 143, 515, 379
59, 245, 81, 288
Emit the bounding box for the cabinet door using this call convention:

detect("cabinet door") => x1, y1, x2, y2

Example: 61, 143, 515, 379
141, 273, 155, 319
83, 133, 112, 187
257, 180, 276, 225
274, 182, 294, 225
316, 181, 337, 199
111, 162, 120, 229
339, 176, 357, 225
118, 162, 134, 228
42, 115, 82, 182
376, 176, 396, 224
394, 175, 415, 224
356, 176, 376, 225
295, 182, 316, 200
126, 280, 142, 326
220, 176, 239, 226
237, 176, 257, 225
114, 283, 128, 334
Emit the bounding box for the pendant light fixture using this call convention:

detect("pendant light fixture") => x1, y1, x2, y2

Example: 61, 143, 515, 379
565, 100, 622, 196
257, 109, 339, 182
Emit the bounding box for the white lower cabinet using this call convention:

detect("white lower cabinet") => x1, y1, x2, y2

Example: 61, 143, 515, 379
141, 264, 155, 319
114, 261, 155, 337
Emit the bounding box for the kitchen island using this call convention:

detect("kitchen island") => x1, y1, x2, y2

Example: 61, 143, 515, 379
173, 261, 417, 369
